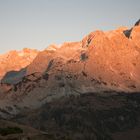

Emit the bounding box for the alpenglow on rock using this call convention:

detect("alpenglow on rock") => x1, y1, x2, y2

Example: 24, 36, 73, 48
0, 20, 140, 117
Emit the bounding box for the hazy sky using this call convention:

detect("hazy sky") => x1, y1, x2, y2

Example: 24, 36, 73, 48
0, 0, 140, 54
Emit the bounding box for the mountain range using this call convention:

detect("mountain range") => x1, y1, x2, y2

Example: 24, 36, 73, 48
0, 19, 140, 140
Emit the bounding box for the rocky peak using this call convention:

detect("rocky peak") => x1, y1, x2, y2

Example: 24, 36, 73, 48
0, 48, 39, 79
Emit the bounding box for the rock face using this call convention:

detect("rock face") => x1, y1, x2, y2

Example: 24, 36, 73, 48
131, 25, 140, 48
0, 20, 140, 140
0, 48, 39, 83
0, 21, 140, 109
27, 42, 81, 75
0, 48, 38, 78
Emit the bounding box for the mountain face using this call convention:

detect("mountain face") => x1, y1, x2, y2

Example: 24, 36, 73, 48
0, 20, 140, 140
0, 48, 39, 81
0, 20, 140, 111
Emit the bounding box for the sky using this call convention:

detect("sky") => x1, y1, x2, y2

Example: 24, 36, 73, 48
0, 0, 140, 54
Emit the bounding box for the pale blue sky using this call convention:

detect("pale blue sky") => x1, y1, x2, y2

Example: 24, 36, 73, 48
0, 0, 139, 54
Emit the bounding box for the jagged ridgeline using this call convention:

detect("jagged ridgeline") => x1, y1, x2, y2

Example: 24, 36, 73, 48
0, 19, 140, 140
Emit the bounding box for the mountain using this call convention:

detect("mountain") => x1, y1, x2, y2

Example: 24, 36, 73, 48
0, 48, 39, 81
0, 19, 140, 140
0, 20, 140, 111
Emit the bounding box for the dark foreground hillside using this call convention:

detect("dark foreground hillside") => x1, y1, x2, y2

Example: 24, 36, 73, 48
11, 92, 140, 140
